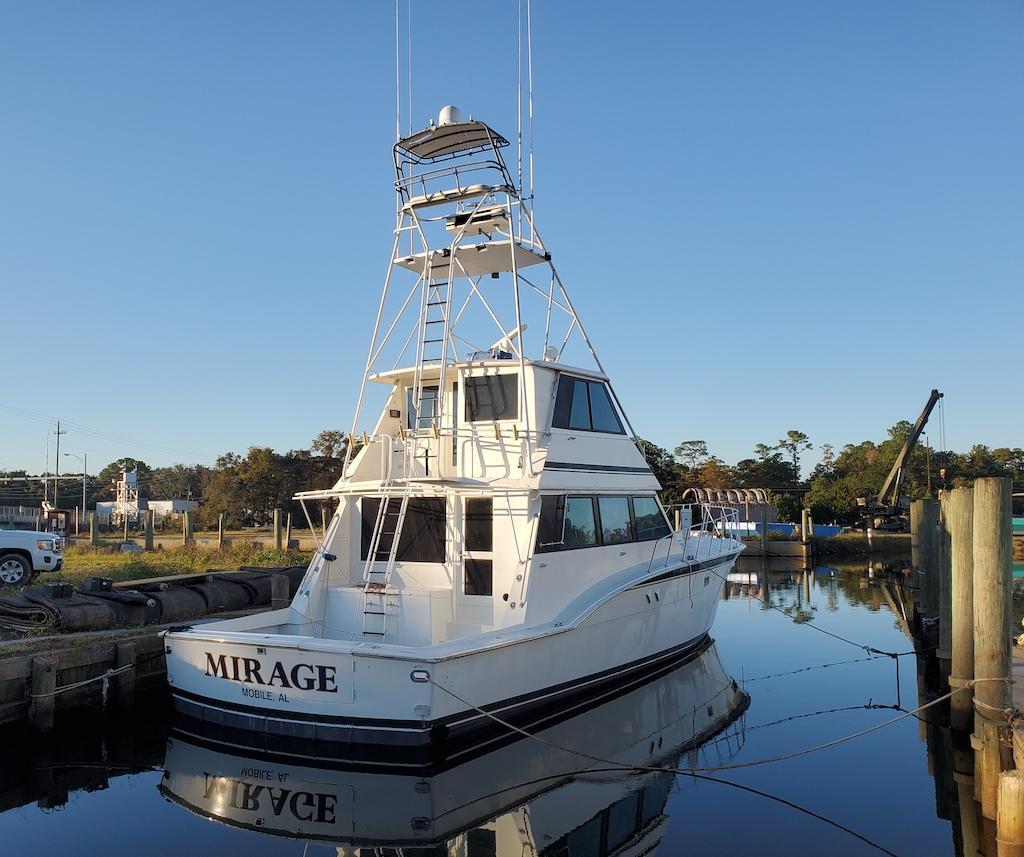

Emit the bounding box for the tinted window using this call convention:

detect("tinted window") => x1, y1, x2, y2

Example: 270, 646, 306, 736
465, 374, 518, 421
407, 385, 439, 429
599, 496, 633, 544
467, 828, 497, 857
551, 375, 624, 434
537, 495, 565, 552
464, 557, 493, 596
632, 496, 670, 541
563, 497, 597, 548
360, 497, 446, 562
465, 497, 492, 551
451, 383, 458, 465
588, 382, 624, 433
568, 379, 591, 430
553, 375, 574, 428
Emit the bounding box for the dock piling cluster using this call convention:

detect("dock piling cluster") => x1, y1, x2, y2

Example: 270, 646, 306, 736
913, 476, 1021, 851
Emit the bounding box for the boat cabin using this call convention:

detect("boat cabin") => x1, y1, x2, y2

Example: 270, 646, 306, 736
291, 356, 673, 646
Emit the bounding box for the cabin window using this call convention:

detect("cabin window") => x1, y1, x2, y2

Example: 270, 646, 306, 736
563, 497, 598, 548
551, 375, 624, 434
466, 829, 498, 857
536, 493, 669, 552
465, 497, 493, 551
632, 496, 670, 541
407, 385, 439, 429
599, 496, 633, 544
451, 383, 459, 465
465, 374, 518, 421
537, 495, 566, 551
464, 557, 493, 596
360, 497, 446, 562
588, 383, 623, 433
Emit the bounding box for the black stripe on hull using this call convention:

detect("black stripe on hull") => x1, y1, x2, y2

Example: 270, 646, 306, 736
630, 555, 736, 589
170, 633, 713, 772
543, 461, 653, 474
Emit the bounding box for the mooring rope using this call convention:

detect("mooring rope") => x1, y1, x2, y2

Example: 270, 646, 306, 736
742, 654, 891, 683
29, 650, 165, 699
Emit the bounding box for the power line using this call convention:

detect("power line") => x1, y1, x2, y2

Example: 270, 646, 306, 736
0, 403, 219, 462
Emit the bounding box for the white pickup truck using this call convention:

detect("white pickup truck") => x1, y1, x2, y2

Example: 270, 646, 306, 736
0, 531, 63, 587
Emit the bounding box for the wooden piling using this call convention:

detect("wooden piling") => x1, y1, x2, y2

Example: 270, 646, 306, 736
274, 508, 283, 551
973, 477, 1012, 731
321, 506, 328, 536
936, 491, 953, 672
998, 771, 1024, 856
144, 510, 154, 552
217, 513, 224, 549
945, 486, 975, 732
921, 499, 941, 620
29, 656, 57, 731
971, 478, 1013, 823
115, 642, 136, 709
89, 511, 99, 547
975, 721, 1004, 819
911, 500, 933, 624
271, 573, 290, 610
759, 506, 768, 556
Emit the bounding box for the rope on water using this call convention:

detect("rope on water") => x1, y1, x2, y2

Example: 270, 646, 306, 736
742, 654, 890, 683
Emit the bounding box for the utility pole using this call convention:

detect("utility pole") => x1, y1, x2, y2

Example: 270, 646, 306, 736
53, 421, 67, 509
63, 452, 87, 536
43, 431, 50, 504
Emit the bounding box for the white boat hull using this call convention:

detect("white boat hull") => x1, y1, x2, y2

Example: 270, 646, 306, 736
165, 551, 738, 761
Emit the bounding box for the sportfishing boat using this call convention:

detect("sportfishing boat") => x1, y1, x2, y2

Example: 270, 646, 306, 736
163, 103, 744, 754
161, 642, 749, 849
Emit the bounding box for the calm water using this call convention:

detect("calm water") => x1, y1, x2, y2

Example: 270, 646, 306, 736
0, 561, 983, 856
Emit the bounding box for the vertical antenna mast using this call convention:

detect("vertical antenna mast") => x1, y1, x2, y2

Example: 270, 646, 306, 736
407, 0, 413, 135
527, 0, 535, 222
516, 0, 524, 199
394, 0, 401, 144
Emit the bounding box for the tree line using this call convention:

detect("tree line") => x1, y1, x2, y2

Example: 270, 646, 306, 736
0, 430, 353, 530
3, 426, 1021, 529
641, 426, 1024, 525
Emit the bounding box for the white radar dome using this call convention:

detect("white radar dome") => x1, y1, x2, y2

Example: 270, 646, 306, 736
438, 105, 464, 126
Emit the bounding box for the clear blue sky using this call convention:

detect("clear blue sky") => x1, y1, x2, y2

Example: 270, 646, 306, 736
2, 1, 1021, 476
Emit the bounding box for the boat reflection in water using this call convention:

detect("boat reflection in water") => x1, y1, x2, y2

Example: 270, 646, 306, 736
160, 639, 748, 853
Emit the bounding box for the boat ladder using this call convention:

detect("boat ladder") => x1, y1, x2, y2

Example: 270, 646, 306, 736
360, 490, 410, 638
406, 270, 452, 477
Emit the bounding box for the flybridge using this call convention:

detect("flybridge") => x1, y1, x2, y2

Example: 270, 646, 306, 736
342, 103, 637, 486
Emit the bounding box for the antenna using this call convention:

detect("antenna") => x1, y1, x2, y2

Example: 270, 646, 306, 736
517, 0, 523, 199
406, 0, 413, 135
394, 0, 401, 143
527, 0, 535, 217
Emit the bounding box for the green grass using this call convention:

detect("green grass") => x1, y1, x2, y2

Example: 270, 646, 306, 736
53, 541, 311, 585
813, 531, 910, 556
